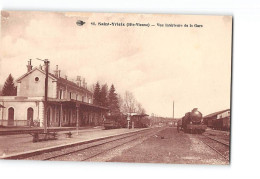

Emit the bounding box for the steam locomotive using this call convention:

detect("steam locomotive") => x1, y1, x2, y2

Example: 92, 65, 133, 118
177, 108, 207, 134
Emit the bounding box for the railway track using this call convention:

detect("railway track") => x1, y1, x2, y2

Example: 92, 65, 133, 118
4, 127, 162, 161
203, 135, 229, 146
204, 129, 230, 142
198, 135, 230, 161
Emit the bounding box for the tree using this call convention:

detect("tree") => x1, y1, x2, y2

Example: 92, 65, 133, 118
2, 74, 17, 96
93, 82, 101, 105
108, 84, 120, 115
120, 91, 146, 115
117, 94, 124, 113
136, 102, 146, 114
100, 84, 108, 107
122, 91, 137, 114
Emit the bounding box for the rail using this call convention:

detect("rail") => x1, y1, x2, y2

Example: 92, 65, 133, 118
198, 135, 230, 161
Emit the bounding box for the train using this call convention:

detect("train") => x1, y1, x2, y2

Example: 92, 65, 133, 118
103, 115, 123, 129
206, 117, 230, 131
177, 108, 207, 134
104, 113, 149, 130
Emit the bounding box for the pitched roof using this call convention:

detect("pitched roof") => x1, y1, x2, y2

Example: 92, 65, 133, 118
54, 75, 92, 95
204, 109, 230, 118
0, 104, 5, 108
16, 67, 56, 82
16, 67, 92, 95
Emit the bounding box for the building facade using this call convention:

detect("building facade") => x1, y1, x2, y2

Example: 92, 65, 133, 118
203, 109, 230, 129
0, 60, 108, 127
217, 110, 230, 119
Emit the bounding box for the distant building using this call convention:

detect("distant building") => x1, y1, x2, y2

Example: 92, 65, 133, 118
203, 109, 230, 128
149, 115, 174, 127
0, 60, 108, 127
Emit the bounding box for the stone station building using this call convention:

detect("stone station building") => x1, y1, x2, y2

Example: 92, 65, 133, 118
0, 60, 108, 127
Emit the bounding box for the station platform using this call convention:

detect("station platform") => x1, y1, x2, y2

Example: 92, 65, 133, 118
0, 127, 146, 159
0, 126, 98, 135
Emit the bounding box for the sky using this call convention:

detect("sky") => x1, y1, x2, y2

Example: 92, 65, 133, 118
0, 11, 232, 118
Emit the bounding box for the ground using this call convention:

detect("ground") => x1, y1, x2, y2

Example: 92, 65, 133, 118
108, 127, 228, 165
0, 126, 229, 165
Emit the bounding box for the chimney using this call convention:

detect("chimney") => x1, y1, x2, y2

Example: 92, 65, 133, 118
82, 78, 86, 88
39, 64, 43, 70
42, 61, 50, 73
27, 59, 33, 72
65, 75, 68, 80
76, 76, 81, 87
58, 70, 61, 78
54, 65, 59, 77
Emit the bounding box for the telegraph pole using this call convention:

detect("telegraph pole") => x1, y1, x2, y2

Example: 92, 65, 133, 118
44, 59, 49, 133
35, 58, 50, 133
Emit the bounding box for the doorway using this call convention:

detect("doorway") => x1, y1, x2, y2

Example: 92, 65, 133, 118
8, 107, 14, 126
27, 108, 34, 126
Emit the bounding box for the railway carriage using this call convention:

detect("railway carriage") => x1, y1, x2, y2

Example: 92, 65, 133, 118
212, 117, 230, 131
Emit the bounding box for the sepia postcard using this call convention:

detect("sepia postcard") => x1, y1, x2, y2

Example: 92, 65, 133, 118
0, 11, 232, 165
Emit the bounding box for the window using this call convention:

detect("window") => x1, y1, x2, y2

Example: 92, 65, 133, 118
70, 92, 72, 99
59, 90, 63, 99
35, 77, 39, 82
82, 96, 84, 102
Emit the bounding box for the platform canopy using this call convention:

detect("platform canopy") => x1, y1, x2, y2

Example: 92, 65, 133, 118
47, 98, 109, 111
123, 112, 149, 117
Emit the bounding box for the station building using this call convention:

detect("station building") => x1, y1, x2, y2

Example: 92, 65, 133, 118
0, 60, 108, 127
